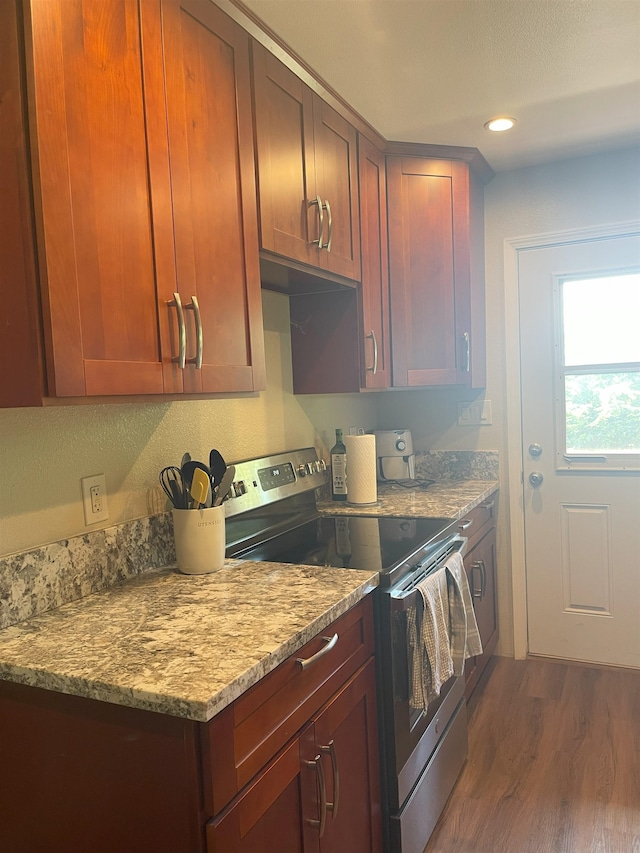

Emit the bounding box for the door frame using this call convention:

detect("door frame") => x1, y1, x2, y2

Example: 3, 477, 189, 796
503, 220, 640, 659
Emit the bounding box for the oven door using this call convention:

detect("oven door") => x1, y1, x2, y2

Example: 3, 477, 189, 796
375, 536, 468, 811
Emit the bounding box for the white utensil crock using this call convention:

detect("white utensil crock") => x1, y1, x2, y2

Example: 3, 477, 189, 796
172, 506, 226, 575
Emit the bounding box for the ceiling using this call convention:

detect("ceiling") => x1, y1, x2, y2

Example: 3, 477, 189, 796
240, 0, 640, 172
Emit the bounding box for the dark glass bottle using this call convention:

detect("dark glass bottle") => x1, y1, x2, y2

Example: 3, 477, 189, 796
330, 428, 347, 501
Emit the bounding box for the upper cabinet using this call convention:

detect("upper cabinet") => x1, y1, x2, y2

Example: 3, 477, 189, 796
358, 135, 391, 389
386, 154, 487, 389
251, 42, 361, 283
0, 0, 264, 406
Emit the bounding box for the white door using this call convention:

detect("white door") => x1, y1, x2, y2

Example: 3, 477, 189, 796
519, 233, 640, 667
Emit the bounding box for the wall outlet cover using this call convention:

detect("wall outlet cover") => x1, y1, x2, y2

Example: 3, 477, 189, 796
81, 474, 109, 525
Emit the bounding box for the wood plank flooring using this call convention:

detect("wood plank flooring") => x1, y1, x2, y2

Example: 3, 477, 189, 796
424, 656, 640, 853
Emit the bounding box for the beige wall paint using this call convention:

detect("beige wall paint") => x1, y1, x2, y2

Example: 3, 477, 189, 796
0, 290, 377, 557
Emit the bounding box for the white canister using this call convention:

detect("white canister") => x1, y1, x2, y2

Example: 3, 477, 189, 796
172, 505, 226, 575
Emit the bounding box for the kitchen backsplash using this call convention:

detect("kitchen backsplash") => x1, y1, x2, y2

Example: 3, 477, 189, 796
0, 514, 174, 631
0, 450, 498, 631
415, 450, 499, 480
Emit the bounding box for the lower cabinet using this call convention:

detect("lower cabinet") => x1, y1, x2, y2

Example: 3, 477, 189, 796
207, 658, 381, 853
460, 495, 499, 699
0, 597, 380, 853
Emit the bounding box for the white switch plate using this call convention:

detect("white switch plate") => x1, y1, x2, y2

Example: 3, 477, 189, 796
457, 400, 492, 426
81, 474, 109, 525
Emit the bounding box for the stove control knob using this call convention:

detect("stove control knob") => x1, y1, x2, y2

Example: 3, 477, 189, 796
305, 462, 315, 475
297, 464, 307, 478
395, 438, 407, 452
318, 459, 327, 472
234, 481, 246, 497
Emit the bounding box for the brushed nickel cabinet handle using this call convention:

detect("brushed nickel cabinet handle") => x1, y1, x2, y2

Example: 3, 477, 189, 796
366, 330, 378, 374
185, 295, 203, 369
169, 292, 186, 369
310, 195, 324, 249
320, 740, 340, 819
480, 500, 495, 511
323, 198, 332, 252
463, 332, 470, 372
458, 518, 474, 530
471, 561, 483, 598
296, 633, 338, 669
305, 754, 327, 837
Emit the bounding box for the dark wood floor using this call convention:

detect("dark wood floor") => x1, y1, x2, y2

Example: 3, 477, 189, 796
424, 656, 640, 853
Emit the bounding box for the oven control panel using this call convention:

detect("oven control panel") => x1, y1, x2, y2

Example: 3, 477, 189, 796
224, 447, 327, 517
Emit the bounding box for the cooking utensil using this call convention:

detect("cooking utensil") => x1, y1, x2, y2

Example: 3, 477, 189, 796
213, 464, 235, 506
159, 466, 186, 509
189, 466, 210, 509
209, 449, 227, 491
181, 459, 209, 490
180, 452, 191, 469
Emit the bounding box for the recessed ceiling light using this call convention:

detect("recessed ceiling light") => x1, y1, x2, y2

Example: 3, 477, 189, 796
484, 116, 516, 132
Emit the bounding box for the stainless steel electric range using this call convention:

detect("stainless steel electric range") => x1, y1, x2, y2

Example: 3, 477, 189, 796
224, 447, 469, 853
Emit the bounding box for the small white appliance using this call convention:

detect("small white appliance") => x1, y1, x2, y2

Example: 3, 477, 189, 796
373, 429, 416, 481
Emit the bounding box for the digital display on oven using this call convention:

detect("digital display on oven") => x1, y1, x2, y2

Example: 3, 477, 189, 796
257, 462, 296, 491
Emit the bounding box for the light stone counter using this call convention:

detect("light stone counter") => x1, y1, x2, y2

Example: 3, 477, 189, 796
318, 480, 498, 520
0, 560, 377, 722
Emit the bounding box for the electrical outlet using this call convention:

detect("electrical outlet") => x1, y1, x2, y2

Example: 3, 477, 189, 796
81, 474, 109, 525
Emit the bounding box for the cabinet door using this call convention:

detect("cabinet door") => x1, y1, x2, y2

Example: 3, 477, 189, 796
252, 42, 319, 267
357, 136, 390, 389
306, 658, 382, 853
312, 96, 361, 281
207, 737, 306, 853
159, 0, 265, 393
464, 525, 498, 698
387, 156, 472, 388
24, 0, 173, 397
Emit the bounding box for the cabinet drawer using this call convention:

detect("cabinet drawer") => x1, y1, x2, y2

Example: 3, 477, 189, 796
456, 493, 497, 550
201, 596, 374, 816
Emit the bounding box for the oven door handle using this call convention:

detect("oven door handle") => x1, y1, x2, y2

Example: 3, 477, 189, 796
296, 633, 338, 669
390, 537, 468, 608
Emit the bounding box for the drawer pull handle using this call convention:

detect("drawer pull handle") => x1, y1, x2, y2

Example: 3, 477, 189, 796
169, 292, 186, 369
366, 330, 378, 374
480, 500, 495, 510
310, 195, 325, 249
305, 754, 327, 837
458, 518, 474, 530
185, 295, 203, 369
321, 740, 340, 819
323, 198, 333, 252
296, 633, 338, 670
471, 559, 486, 598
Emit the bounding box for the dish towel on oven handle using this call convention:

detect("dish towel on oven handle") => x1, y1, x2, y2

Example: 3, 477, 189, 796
445, 550, 483, 674
407, 567, 454, 710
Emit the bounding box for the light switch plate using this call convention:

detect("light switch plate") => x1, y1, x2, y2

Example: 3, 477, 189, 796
81, 474, 109, 525
457, 400, 492, 426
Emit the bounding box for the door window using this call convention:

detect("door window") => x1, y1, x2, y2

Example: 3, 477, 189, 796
555, 271, 640, 470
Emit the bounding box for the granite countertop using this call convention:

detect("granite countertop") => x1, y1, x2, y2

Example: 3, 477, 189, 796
317, 479, 498, 519
0, 479, 498, 723
0, 560, 377, 722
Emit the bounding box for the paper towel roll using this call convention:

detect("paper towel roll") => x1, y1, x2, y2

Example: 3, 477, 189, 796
344, 434, 378, 505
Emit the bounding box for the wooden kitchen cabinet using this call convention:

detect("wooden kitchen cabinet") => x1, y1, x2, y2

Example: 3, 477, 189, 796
0, 597, 380, 853
386, 154, 487, 389
459, 496, 499, 699
0, 0, 264, 406
251, 41, 361, 283
207, 659, 381, 853
287, 134, 390, 394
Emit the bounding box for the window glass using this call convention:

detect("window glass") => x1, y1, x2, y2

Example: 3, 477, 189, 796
559, 272, 640, 461
565, 372, 640, 454
562, 273, 640, 366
